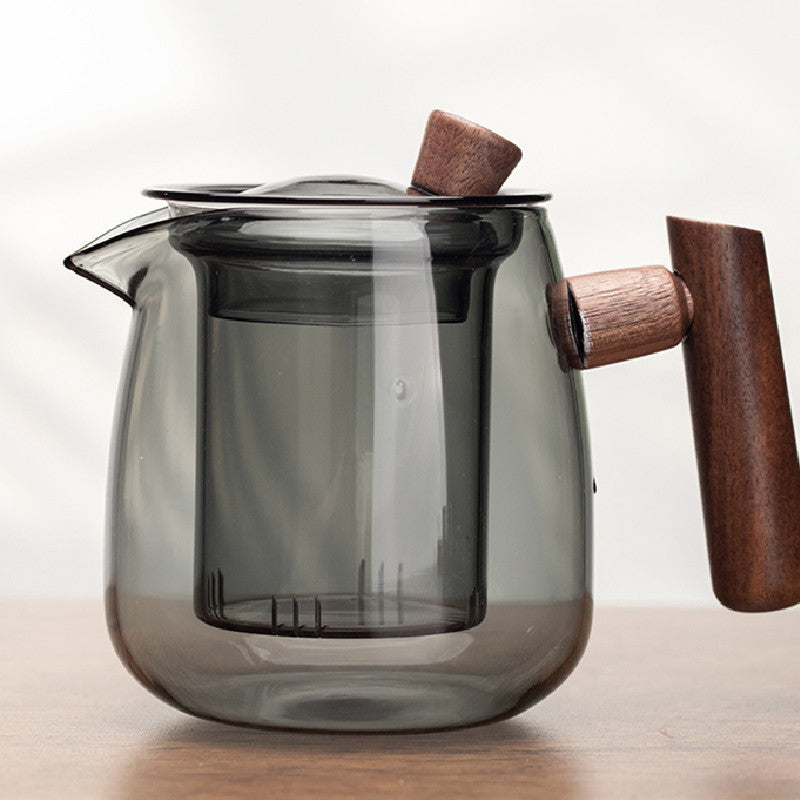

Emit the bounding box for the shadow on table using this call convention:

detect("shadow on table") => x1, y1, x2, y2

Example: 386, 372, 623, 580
111, 715, 586, 798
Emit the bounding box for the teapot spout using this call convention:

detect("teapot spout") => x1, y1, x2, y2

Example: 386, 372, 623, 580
64, 208, 172, 305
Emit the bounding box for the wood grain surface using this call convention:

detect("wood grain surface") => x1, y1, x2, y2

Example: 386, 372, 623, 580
2, 600, 800, 799
548, 265, 693, 369
409, 110, 522, 196
667, 217, 800, 612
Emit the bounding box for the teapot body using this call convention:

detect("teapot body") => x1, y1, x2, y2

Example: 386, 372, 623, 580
78, 198, 592, 731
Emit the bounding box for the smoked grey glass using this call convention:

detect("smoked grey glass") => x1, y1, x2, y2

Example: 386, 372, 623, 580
65, 180, 592, 731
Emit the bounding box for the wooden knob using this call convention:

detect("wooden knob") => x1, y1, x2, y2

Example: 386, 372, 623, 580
667, 216, 800, 612
547, 265, 694, 370
409, 110, 522, 196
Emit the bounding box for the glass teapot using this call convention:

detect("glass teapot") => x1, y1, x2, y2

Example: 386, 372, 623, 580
64, 114, 800, 732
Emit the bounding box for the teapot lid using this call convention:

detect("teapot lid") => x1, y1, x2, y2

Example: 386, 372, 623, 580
143, 175, 550, 210
163, 175, 531, 265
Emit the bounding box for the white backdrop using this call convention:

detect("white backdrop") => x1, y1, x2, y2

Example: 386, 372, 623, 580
2, 0, 799, 604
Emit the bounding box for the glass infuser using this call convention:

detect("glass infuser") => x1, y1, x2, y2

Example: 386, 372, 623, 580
64, 112, 800, 731
186, 180, 508, 638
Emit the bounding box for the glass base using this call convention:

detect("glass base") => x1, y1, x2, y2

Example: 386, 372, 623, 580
189, 672, 504, 732
108, 591, 591, 732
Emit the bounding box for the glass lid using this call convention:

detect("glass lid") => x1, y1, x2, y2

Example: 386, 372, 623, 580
143, 176, 550, 207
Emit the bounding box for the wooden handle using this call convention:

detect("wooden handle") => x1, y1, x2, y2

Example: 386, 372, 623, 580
547, 266, 694, 369
409, 110, 522, 196
408, 113, 800, 611
667, 217, 800, 612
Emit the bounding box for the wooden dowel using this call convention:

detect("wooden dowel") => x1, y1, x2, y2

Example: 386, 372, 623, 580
548, 266, 694, 370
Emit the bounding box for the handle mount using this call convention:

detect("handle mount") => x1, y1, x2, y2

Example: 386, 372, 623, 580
547, 265, 693, 369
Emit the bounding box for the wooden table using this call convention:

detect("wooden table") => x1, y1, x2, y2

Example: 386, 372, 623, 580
3, 600, 799, 799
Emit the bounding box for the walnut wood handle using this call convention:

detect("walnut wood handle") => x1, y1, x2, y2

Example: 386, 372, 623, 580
667, 217, 800, 612
548, 227, 800, 611
547, 266, 694, 369
409, 111, 800, 611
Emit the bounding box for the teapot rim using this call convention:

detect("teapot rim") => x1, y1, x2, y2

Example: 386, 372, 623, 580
143, 183, 551, 208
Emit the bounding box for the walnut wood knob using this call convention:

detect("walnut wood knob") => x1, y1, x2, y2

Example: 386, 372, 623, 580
409, 110, 522, 196
547, 265, 694, 370
667, 217, 800, 612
